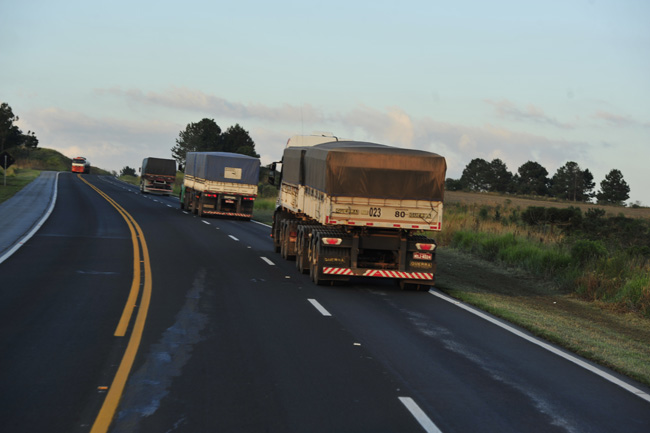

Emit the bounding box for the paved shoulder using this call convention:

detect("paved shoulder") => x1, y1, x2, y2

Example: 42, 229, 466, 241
0, 171, 59, 259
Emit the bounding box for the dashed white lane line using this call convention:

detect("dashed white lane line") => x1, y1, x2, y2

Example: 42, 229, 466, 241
307, 299, 331, 317
398, 397, 442, 433
428, 288, 650, 404
260, 257, 275, 266
202, 220, 211, 225
228, 235, 239, 241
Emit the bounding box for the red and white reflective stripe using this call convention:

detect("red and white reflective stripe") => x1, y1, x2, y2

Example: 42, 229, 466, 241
322, 267, 433, 280
205, 211, 252, 217
322, 267, 354, 276
363, 270, 433, 280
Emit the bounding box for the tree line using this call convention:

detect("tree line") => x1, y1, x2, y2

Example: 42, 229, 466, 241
446, 158, 631, 206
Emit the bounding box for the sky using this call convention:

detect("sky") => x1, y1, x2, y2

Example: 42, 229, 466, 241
2, 0, 649, 205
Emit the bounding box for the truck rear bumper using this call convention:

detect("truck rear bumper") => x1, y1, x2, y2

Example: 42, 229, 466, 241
322, 267, 434, 281
203, 210, 253, 218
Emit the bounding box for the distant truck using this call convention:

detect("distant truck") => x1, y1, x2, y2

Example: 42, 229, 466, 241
269, 137, 446, 288
71, 157, 91, 174
140, 157, 176, 195
180, 152, 260, 219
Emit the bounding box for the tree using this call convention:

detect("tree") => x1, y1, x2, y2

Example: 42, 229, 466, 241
171, 118, 223, 168
221, 123, 259, 157
596, 169, 630, 206
120, 166, 137, 177
1, 102, 40, 151
460, 158, 491, 192
550, 161, 594, 202
171, 119, 259, 168
445, 178, 464, 191
487, 158, 513, 193
516, 161, 549, 196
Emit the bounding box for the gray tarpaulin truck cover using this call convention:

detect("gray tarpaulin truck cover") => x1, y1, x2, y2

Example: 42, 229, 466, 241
283, 141, 446, 201
185, 152, 260, 185
142, 157, 176, 176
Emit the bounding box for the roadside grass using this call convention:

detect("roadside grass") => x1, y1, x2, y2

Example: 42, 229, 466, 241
253, 197, 275, 225
434, 201, 650, 386
0, 167, 41, 204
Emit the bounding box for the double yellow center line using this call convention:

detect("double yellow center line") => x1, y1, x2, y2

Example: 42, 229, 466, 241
77, 175, 152, 433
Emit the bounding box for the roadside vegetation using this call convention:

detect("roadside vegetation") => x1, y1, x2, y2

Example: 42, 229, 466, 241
0, 167, 41, 204
434, 199, 650, 385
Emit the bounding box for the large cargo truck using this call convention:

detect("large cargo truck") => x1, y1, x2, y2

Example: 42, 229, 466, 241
180, 152, 260, 219
71, 156, 91, 174
140, 157, 176, 195
270, 139, 446, 288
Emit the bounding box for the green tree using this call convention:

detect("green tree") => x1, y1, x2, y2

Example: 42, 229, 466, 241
120, 166, 137, 177
221, 123, 259, 157
1, 102, 40, 151
171, 118, 223, 168
487, 158, 513, 192
516, 161, 549, 196
596, 169, 630, 206
460, 158, 491, 192
550, 161, 594, 202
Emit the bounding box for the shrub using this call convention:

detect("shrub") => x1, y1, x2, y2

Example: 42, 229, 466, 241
571, 240, 607, 266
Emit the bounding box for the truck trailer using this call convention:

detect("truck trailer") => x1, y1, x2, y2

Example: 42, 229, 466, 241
180, 152, 260, 219
140, 157, 176, 195
270, 139, 446, 288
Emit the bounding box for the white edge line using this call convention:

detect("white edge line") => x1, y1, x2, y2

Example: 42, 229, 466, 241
228, 235, 239, 241
428, 288, 650, 404
260, 257, 275, 266
398, 397, 442, 433
0, 172, 60, 265
307, 299, 332, 317
251, 220, 271, 228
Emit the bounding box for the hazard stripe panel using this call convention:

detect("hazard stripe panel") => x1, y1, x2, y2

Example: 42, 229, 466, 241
322, 267, 433, 280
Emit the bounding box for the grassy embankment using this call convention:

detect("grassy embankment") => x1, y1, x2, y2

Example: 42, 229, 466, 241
436, 195, 650, 385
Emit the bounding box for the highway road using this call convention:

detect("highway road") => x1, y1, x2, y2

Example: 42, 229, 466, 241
1, 172, 649, 433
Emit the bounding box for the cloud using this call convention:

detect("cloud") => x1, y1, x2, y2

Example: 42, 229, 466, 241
485, 99, 575, 129
18, 107, 180, 172
591, 110, 650, 128
96, 87, 326, 124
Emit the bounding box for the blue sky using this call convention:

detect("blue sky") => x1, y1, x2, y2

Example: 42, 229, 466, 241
2, 0, 649, 205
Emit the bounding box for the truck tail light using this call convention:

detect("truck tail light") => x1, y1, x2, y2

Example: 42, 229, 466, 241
416, 243, 436, 251
243, 197, 255, 201
322, 238, 342, 246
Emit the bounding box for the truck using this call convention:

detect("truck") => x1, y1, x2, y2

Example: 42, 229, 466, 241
180, 152, 260, 219
140, 157, 176, 195
269, 138, 446, 289
71, 157, 91, 174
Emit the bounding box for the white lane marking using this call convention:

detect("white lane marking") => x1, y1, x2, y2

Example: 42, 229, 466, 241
261, 257, 275, 266
428, 289, 650, 404
398, 397, 442, 433
182, 211, 189, 215
167, 204, 173, 208
228, 235, 239, 241
202, 220, 210, 225
251, 220, 271, 228
0, 172, 59, 265
308, 299, 331, 317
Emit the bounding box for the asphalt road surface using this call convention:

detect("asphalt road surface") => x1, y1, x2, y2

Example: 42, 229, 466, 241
1, 173, 649, 433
